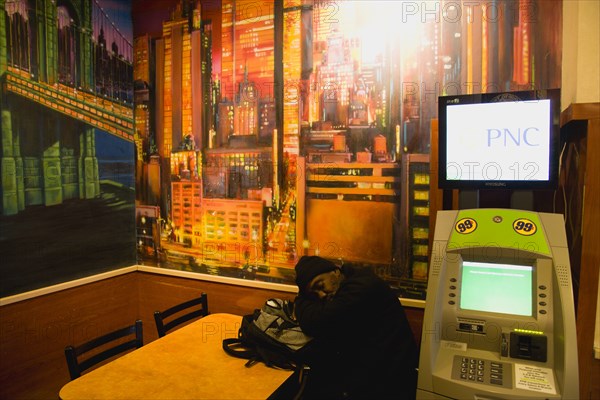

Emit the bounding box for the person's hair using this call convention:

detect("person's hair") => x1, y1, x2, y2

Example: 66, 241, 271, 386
295, 256, 338, 295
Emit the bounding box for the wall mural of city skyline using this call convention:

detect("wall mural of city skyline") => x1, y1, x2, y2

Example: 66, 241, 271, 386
0, 0, 562, 299
132, 0, 562, 298
0, 0, 136, 297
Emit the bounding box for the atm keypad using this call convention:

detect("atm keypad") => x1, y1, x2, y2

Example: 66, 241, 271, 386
459, 358, 485, 382
452, 356, 512, 388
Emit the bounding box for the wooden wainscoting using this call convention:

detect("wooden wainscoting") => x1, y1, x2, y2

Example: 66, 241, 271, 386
0, 272, 139, 400
0, 270, 426, 400
0, 271, 295, 400
136, 271, 425, 344
136, 271, 296, 343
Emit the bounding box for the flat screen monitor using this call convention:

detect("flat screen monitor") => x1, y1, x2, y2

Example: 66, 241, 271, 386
460, 261, 534, 317
438, 89, 561, 190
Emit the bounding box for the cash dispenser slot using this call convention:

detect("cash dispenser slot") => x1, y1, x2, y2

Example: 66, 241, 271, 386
509, 332, 547, 362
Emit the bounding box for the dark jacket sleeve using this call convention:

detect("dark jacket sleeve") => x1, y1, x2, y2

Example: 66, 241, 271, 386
294, 270, 379, 337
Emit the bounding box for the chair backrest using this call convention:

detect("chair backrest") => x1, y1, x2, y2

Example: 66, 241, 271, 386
64, 320, 143, 380
154, 293, 209, 338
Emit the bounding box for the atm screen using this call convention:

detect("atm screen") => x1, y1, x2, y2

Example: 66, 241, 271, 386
460, 261, 533, 316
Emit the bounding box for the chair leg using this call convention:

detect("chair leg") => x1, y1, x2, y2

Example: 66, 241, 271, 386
293, 365, 310, 400
64, 346, 81, 380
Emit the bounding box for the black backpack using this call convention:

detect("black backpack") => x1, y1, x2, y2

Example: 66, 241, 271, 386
223, 299, 313, 370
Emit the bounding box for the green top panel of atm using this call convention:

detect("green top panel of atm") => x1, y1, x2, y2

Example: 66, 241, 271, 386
447, 209, 551, 256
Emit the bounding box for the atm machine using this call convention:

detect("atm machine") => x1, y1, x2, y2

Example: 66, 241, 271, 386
417, 209, 579, 400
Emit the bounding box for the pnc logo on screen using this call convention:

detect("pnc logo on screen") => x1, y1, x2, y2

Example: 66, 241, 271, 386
487, 127, 540, 147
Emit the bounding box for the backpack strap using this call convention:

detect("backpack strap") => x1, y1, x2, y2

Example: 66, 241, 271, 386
222, 338, 261, 367
222, 338, 255, 359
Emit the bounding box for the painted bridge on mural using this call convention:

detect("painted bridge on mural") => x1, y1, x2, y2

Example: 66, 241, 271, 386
0, 0, 133, 216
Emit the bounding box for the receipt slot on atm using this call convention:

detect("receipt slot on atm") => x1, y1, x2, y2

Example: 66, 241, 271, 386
416, 209, 579, 400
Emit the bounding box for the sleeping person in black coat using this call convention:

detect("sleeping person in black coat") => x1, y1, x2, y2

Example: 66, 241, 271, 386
294, 255, 418, 400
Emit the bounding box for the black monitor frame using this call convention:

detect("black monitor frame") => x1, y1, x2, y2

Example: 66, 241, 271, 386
438, 89, 561, 190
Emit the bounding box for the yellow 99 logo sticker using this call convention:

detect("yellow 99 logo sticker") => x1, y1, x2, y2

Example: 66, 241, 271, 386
455, 218, 477, 234
513, 218, 537, 236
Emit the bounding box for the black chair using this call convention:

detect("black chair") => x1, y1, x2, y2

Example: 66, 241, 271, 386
269, 365, 310, 400
64, 320, 143, 380
154, 293, 209, 338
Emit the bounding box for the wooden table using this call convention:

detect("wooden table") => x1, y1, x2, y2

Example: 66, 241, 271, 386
59, 313, 295, 399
